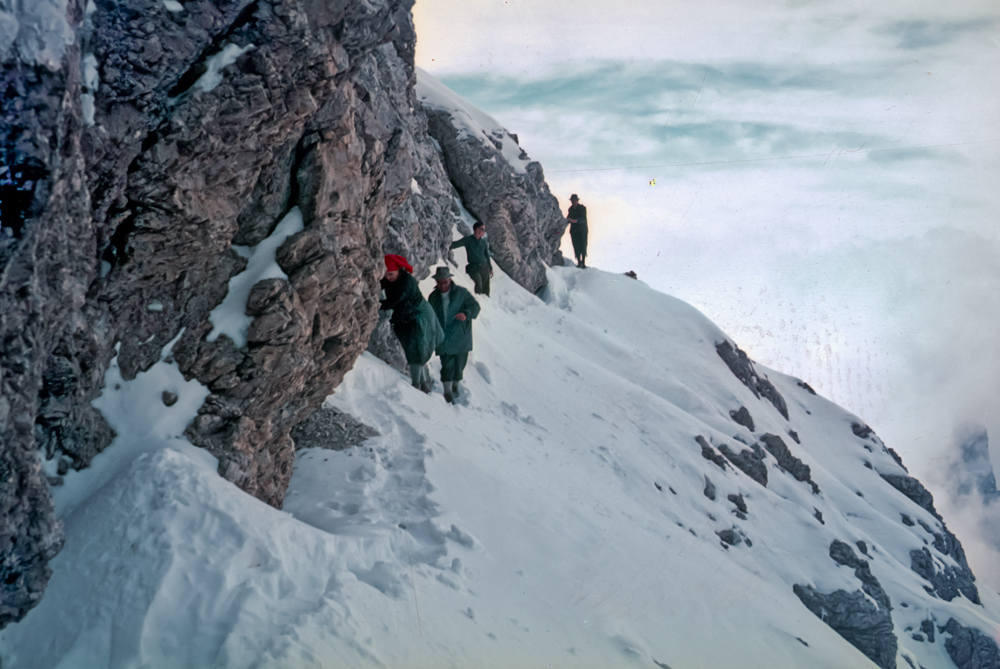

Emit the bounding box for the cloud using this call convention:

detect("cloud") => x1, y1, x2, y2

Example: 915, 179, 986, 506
875, 18, 999, 50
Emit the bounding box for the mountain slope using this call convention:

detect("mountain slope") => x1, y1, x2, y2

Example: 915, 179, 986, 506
2, 260, 997, 669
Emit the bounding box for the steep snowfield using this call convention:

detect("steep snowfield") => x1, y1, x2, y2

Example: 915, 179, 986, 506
3, 263, 999, 668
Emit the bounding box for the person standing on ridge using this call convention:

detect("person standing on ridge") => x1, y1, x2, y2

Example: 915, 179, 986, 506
427, 266, 481, 404
450, 220, 495, 296
380, 254, 443, 393
566, 193, 588, 268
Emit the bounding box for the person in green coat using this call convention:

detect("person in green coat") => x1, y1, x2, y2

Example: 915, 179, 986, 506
427, 266, 481, 403
380, 254, 443, 392
449, 220, 495, 296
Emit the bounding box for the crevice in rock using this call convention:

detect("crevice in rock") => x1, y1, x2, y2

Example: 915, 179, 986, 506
166, 0, 260, 99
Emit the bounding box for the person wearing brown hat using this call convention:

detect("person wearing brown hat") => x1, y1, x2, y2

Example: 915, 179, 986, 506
380, 254, 443, 392
427, 266, 481, 403
566, 194, 588, 268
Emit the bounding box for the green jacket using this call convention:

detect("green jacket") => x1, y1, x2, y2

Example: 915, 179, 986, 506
450, 234, 494, 267
380, 271, 443, 364
428, 283, 481, 355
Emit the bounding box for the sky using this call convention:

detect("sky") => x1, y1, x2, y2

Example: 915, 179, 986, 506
413, 0, 1000, 583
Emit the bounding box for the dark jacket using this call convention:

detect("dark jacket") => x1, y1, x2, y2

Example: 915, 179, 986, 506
567, 203, 587, 231
428, 283, 481, 355
380, 271, 443, 364
380, 271, 422, 325
450, 234, 494, 268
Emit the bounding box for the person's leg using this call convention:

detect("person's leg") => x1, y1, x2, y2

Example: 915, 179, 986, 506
419, 364, 433, 393
481, 268, 491, 297
452, 352, 470, 395
409, 364, 423, 388
440, 355, 456, 402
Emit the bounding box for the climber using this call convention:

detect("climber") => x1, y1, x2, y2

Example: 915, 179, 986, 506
449, 220, 495, 296
380, 254, 444, 393
427, 266, 481, 404
566, 193, 588, 268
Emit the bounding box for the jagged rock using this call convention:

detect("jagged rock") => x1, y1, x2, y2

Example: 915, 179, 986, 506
760, 433, 820, 494
418, 73, 565, 293
718, 442, 768, 487
949, 431, 1000, 502
909, 547, 980, 604
715, 341, 788, 419
829, 540, 891, 611
695, 435, 727, 471
797, 380, 817, 395
0, 0, 478, 623
793, 584, 897, 669
787, 429, 800, 444
729, 406, 754, 431
921, 619, 935, 643
881, 473, 938, 517
290, 405, 379, 451
851, 422, 874, 439
727, 493, 747, 514
942, 618, 1000, 669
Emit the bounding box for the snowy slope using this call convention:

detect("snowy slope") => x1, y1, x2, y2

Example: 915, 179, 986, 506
2, 259, 998, 668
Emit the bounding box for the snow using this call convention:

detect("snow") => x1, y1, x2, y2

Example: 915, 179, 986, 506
416, 68, 533, 175
162, 0, 184, 12
81, 52, 99, 126
207, 207, 303, 349
4, 241, 1000, 667
194, 43, 255, 93
0, 0, 75, 69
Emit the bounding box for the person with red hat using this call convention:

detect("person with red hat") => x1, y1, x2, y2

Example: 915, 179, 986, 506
380, 254, 443, 392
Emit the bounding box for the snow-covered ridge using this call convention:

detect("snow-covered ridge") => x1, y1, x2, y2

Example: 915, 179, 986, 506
416, 67, 533, 175
3, 262, 997, 668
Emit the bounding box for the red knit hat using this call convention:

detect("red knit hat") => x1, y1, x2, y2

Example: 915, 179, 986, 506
384, 254, 413, 273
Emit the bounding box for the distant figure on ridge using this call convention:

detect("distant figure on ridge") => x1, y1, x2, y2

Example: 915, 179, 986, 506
380, 254, 443, 393
428, 266, 481, 404
450, 220, 495, 296
566, 193, 588, 268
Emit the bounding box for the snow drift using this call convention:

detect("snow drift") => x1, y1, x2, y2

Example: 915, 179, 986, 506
2, 260, 998, 668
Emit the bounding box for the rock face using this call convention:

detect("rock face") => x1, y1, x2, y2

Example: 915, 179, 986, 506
793, 541, 897, 669
416, 72, 566, 294
942, 618, 1000, 669
1, 0, 561, 626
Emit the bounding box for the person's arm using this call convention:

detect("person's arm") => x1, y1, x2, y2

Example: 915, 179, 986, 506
455, 289, 481, 321
450, 236, 470, 250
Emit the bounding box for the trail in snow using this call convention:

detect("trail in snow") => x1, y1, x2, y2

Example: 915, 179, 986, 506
3, 262, 999, 669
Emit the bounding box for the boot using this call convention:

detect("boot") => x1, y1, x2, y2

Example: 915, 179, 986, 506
452, 381, 461, 398
443, 381, 454, 404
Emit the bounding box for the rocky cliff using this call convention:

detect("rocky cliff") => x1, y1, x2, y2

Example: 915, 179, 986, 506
0, 0, 564, 627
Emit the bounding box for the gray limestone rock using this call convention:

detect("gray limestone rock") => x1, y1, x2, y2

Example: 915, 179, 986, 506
420, 85, 564, 294
943, 618, 1000, 669
729, 406, 754, 431
760, 433, 820, 494
715, 341, 788, 420
909, 547, 980, 605
290, 405, 379, 451
792, 584, 897, 669
717, 442, 768, 487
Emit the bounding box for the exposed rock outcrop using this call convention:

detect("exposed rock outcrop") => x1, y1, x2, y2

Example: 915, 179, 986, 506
942, 618, 1000, 669
794, 541, 897, 669
416, 71, 565, 293
910, 547, 980, 605
760, 433, 819, 494
718, 442, 768, 487
715, 341, 788, 419
1, 0, 564, 626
